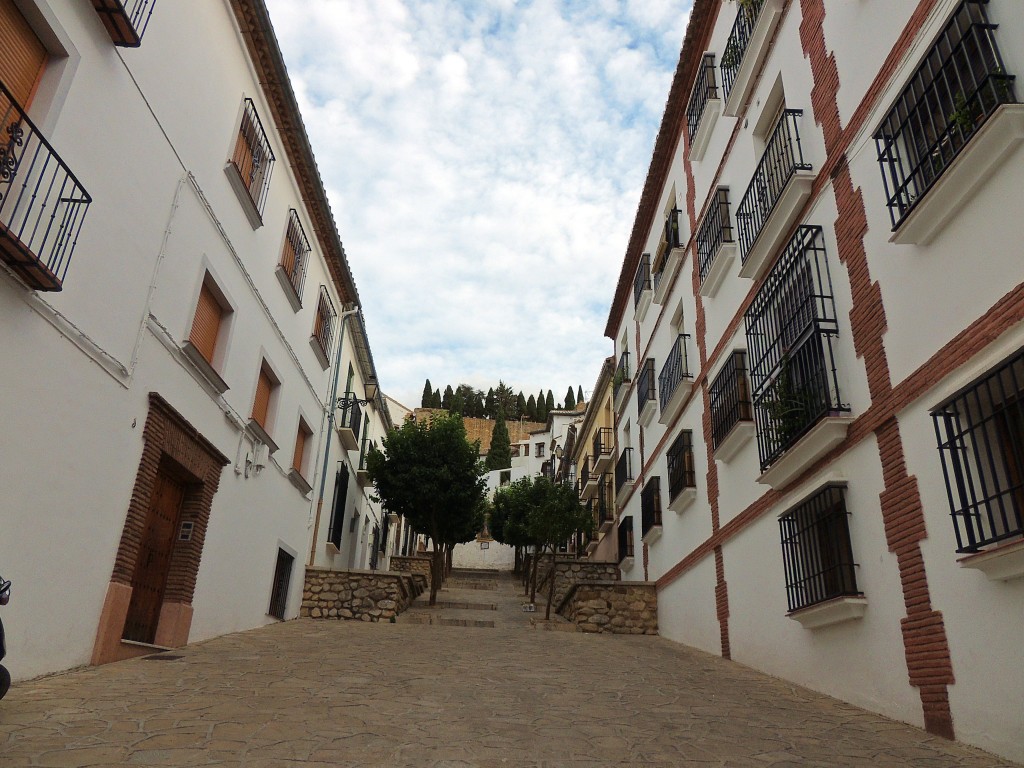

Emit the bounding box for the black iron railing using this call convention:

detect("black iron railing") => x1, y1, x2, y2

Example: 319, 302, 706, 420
338, 396, 362, 441
615, 447, 634, 493
618, 517, 634, 561
230, 98, 275, 217
0, 81, 91, 292
697, 188, 734, 286
267, 548, 294, 620
745, 226, 847, 471
720, 0, 767, 101
641, 477, 662, 538
89, 0, 158, 46
710, 351, 754, 449
580, 456, 590, 489
667, 431, 696, 503
932, 347, 1024, 553
593, 427, 613, 462
633, 252, 651, 307
687, 53, 720, 140
736, 109, 811, 263
281, 209, 310, 299
598, 474, 613, 527
637, 358, 656, 418
874, 1, 1017, 230
653, 209, 685, 295
779, 484, 860, 612
312, 286, 336, 358
659, 334, 693, 413
614, 349, 631, 403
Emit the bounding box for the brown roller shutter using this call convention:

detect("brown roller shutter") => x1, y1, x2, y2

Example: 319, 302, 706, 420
232, 121, 256, 190
189, 283, 223, 364
0, 0, 47, 109
280, 234, 297, 277
252, 367, 273, 428
292, 426, 308, 474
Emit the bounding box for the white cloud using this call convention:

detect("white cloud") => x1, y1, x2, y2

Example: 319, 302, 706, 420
265, 0, 692, 409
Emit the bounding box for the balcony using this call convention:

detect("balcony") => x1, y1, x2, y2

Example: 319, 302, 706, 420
653, 208, 685, 305
276, 209, 310, 310
658, 334, 694, 426
89, 0, 157, 47
615, 447, 635, 495
613, 349, 632, 414
687, 53, 721, 161
874, 0, 1021, 245
0, 82, 91, 292
697, 187, 736, 298
618, 516, 635, 568
598, 474, 614, 533
737, 109, 814, 282
633, 252, 652, 322
637, 358, 657, 427
336, 396, 362, 452
720, 0, 785, 117
745, 226, 852, 488
710, 351, 755, 462
641, 477, 663, 544
592, 427, 614, 473
581, 456, 599, 499
667, 431, 696, 513
356, 438, 375, 486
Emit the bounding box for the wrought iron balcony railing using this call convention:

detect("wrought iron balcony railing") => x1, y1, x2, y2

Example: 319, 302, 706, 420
736, 109, 811, 263
720, 0, 767, 101
667, 431, 696, 503
637, 358, 656, 418
338, 396, 362, 441
615, 447, 634, 493
633, 252, 651, 307
281, 209, 310, 300
710, 351, 754, 449
597, 474, 613, 527
579, 455, 590, 488
618, 517, 634, 562
745, 226, 848, 471
614, 349, 631, 402
658, 334, 693, 413
697, 188, 734, 285
89, 0, 158, 47
312, 286, 337, 359
653, 209, 685, 295
641, 477, 663, 538
687, 53, 719, 140
592, 427, 613, 462
873, 0, 1017, 229
0, 81, 91, 292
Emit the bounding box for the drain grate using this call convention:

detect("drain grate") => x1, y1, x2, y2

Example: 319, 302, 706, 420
144, 654, 185, 661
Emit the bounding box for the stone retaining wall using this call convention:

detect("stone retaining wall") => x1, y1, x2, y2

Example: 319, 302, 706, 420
558, 580, 658, 635
536, 557, 621, 608
301, 567, 422, 622
390, 555, 433, 583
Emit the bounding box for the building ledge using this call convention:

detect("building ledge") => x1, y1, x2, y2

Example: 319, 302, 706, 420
619, 556, 634, 570
594, 453, 614, 474
613, 382, 631, 414
275, 265, 303, 312
181, 342, 230, 396
668, 487, 696, 514
739, 172, 815, 282
788, 595, 867, 629
714, 421, 755, 463
638, 398, 657, 428
355, 465, 371, 486
658, 380, 693, 426
891, 104, 1024, 246
309, 335, 330, 370
247, 418, 279, 455
337, 425, 359, 453
641, 525, 662, 545
635, 288, 653, 324
288, 468, 312, 496
699, 242, 736, 298
653, 249, 682, 306
958, 537, 1024, 582
757, 416, 854, 490
722, 0, 785, 117
224, 163, 264, 230
690, 97, 721, 161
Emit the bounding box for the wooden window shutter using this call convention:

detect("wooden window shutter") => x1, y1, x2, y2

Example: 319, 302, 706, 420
292, 425, 308, 474
252, 367, 273, 428
0, 0, 47, 109
281, 233, 297, 278
232, 116, 256, 190
189, 283, 223, 364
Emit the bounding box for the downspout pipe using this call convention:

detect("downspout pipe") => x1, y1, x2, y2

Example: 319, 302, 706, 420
309, 305, 361, 566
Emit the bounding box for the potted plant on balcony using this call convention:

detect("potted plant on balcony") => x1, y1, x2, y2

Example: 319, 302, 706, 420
760, 355, 818, 448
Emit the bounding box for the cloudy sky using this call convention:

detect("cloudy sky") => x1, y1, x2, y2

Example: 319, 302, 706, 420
264, 0, 692, 410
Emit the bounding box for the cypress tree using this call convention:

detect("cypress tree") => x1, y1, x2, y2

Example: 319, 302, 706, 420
577, 385, 584, 405
526, 394, 537, 420
432, 388, 442, 408
564, 387, 576, 410
537, 392, 547, 423
516, 392, 527, 419
545, 390, 555, 412
421, 379, 433, 408
485, 388, 496, 418
442, 385, 454, 410
485, 409, 512, 471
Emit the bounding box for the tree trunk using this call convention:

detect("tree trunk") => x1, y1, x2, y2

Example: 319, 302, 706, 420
429, 544, 442, 606
445, 544, 454, 576
529, 549, 540, 605
545, 554, 556, 620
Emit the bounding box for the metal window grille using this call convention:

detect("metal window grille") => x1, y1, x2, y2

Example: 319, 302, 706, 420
687, 53, 719, 139
745, 226, 847, 471
593, 427, 613, 460
313, 286, 336, 357
637, 358, 656, 418
580, 456, 590, 488
779, 484, 860, 612
268, 548, 294, 619
231, 99, 275, 215
641, 477, 663, 538
659, 334, 693, 413
282, 209, 310, 299
932, 347, 1024, 552
720, 0, 767, 100
665, 208, 684, 250
615, 447, 634, 493
736, 109, 812, 262
0, 81, 91, 291
710, 351, 754, 449
697, 188, 734, 286
615, 350, 631, 402
633, 253, 652, 307
339, 396, 362, 440
327, 466, 350, 549
89, 0, 158, 47
874, 1, 1017, 229
667, 431, 696, 503
618, 516, 634, 561
598, 474, 614, 527
369, 525, 381, 570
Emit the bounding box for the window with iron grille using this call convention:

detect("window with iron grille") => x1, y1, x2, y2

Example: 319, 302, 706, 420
312, 286, 336, 359
615, 447, 634, 493
618, 517, 634, 561
536, 442, 545, 458
614, 349, 631, 402
230, 98, 275, 217
720, 0, 766, 100
637, 358, 656, 417
687, 53, 719, 139
633, 253, 651, 307
745, 226, 848, 471
667, 431, 695, 503
327, 465, 350, 550
932, 347, 1024, 553
710, 351, 753, 449
779, 484, 860, 613
268, 548, 294, 619
89, 0, 157, 47
697, 188, 734, 286
873, 1, 1018, 229
641, 477, 662, 538
659, 335, 693, 413
280, 209, 310, 301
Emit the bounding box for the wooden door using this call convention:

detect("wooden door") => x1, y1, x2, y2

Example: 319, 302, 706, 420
123, 465, 185, 644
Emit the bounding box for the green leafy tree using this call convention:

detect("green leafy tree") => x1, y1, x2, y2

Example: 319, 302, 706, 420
485, 409, 512, 471
421, 379, 433, 408
366, 413, 486, 605
492, 478, 534, 577
527, 478, 593, 618
526, 394, 537, 421
564, 387, 576, 410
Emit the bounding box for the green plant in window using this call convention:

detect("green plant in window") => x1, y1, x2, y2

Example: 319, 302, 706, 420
760, 354, 818, 448
721, 39, 742, 70
948, 91, 976, 134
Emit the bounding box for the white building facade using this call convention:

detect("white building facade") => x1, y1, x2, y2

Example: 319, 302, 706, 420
0, 0, 390, 679
606, 0, 1024, 761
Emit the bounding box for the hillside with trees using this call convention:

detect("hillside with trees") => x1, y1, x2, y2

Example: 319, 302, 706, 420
419, 379, 586, 420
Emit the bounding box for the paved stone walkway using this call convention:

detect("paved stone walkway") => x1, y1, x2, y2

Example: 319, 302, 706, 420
0, 570, 1016, 767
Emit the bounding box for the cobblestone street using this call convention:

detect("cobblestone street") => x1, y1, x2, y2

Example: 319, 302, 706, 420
0, 571, 1016, 767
